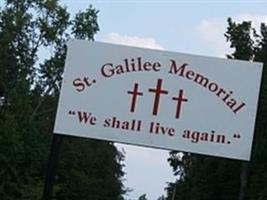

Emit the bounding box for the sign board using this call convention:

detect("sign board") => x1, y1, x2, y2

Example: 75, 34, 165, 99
54, 40, 263, 161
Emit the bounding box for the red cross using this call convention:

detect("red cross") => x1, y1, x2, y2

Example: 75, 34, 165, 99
148, 79, 169, 116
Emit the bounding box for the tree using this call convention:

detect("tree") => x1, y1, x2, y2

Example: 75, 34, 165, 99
0, 0, 126, 199
138, 194, 148, 200
157, 195, 166, 200
165, 18, 267, 200
225, 18, 267, 200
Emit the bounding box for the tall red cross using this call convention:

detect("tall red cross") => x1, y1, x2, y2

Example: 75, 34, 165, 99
127, 83, 143, 112
148, 79, 169, 116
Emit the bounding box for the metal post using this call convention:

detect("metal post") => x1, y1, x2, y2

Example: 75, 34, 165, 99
42, 134, 63, 200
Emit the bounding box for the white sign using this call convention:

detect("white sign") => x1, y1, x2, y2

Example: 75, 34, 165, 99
54, 40, 263, 161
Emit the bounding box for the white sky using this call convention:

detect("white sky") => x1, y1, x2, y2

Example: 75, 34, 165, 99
61, 1, 266, 199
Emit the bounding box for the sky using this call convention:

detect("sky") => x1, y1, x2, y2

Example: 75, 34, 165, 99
59, 1, 267, 199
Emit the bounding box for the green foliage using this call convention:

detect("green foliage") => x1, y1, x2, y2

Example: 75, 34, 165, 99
0, 0, 126, 199
54, 138, 125, 200
225, 18, 267, 200
157, 195, 166, 200
138, 194, 148, 200
71, 5, 99, 40
166, 18, 267, 200
166, 154, 240, 200
225, 18, 254, 60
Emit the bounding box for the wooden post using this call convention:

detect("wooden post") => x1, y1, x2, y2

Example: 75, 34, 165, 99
42, 134, 63, 200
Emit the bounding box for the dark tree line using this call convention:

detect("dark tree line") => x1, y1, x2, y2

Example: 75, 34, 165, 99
0, 1, 126, 199
166, 18, 267, 200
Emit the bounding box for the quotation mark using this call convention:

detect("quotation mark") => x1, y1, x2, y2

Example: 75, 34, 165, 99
68, 110, 76, 115
233, 134, 241, 139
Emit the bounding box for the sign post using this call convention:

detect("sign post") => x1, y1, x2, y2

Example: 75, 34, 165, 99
42, 134, 62, 200
239, 161, 250, 200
